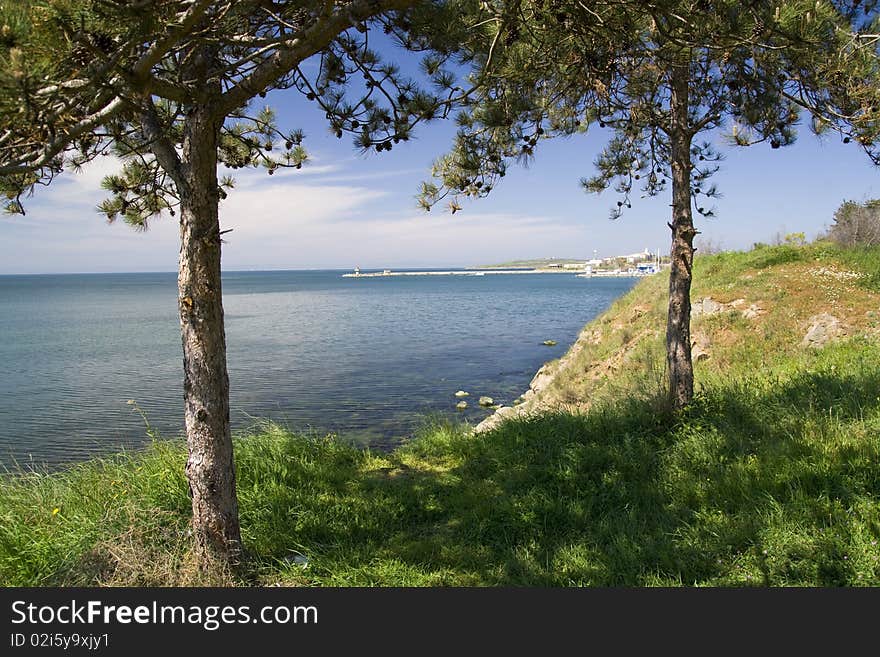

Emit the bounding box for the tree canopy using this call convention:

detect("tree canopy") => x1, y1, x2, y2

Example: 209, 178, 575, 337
422, 0, 880, 213
418, 0, 880, 407
0, 0, 487, 216
0, 0, 485, 568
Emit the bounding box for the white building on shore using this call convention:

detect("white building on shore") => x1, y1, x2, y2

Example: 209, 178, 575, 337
624, 248, 654, 264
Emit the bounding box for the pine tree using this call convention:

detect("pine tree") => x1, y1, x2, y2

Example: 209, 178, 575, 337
0, 0, 478, 570
421, 0, 880, 410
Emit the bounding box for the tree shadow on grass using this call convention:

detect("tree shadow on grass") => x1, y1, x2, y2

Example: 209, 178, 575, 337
237, 365, 880, 586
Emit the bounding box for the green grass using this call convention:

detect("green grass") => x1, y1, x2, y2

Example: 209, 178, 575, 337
2, 337, 877, 587
696, 240, 880, 292
1, 244, 879, 587
830, 244, 880, 292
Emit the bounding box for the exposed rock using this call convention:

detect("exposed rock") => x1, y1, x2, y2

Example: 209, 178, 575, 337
290, 554, 309, 569
742, 304, 765, 320
691, 332, 712, 362
585, 328, 603, 344
801, 313, 844, 348
473, 405, 516, 432
630, 305, 650, 320
455, 401, 468, 410
694, 296, 759, 319
529, 366, 555, 393
478, 396, 494, 407
474, 319, 651, 435
693, 349, 710, 362
454, 390, 469, 398
692, 297, 728, 317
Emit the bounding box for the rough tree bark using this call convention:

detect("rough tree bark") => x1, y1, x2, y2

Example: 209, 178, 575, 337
666, 61, 697, 410
178, 100, 241, 565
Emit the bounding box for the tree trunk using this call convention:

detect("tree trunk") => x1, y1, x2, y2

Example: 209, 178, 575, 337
178, 104, 241, 567
666, 62, 697, 410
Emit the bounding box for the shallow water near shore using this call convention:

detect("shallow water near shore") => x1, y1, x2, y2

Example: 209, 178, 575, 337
0, 269, 636, 468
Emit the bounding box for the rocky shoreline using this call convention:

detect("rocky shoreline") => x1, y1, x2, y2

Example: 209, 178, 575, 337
473, 280, 874, 434
473, 323, 603, 433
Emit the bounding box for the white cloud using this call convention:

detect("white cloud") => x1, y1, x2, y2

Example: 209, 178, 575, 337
1, 154, 596, 273
312, 167, 423, 185
220, 194, 590, 270
48, 155, 127, 205
220, 179, 388, 234
1, 156, 180, 273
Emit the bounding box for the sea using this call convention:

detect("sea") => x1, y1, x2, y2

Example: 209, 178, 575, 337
0, 270, 637, 468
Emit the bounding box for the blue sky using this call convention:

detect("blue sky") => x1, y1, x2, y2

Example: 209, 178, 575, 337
1, 64, 877, 274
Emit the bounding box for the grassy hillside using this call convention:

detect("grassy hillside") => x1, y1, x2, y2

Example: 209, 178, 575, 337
510, 242, 880, 415
1, 242, 878, 586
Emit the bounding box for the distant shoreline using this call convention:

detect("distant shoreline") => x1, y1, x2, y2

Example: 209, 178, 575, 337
343, 268, 572, 278
342, 268, 650, 278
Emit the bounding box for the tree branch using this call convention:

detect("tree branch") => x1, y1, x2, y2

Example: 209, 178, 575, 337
0, 96, 126, 175
216, 0, 418, 116
139, 98, 188, 194
132, 0, 216, 80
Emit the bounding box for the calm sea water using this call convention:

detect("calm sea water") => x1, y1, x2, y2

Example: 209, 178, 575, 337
0, 270, 636, 468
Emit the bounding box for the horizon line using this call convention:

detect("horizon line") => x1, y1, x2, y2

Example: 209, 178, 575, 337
0, 266, 494, 276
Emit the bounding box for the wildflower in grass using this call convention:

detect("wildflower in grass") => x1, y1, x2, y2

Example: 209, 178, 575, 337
51, 508, 60, 515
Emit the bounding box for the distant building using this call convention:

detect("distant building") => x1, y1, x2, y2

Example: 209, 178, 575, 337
624, 248, 654, 264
